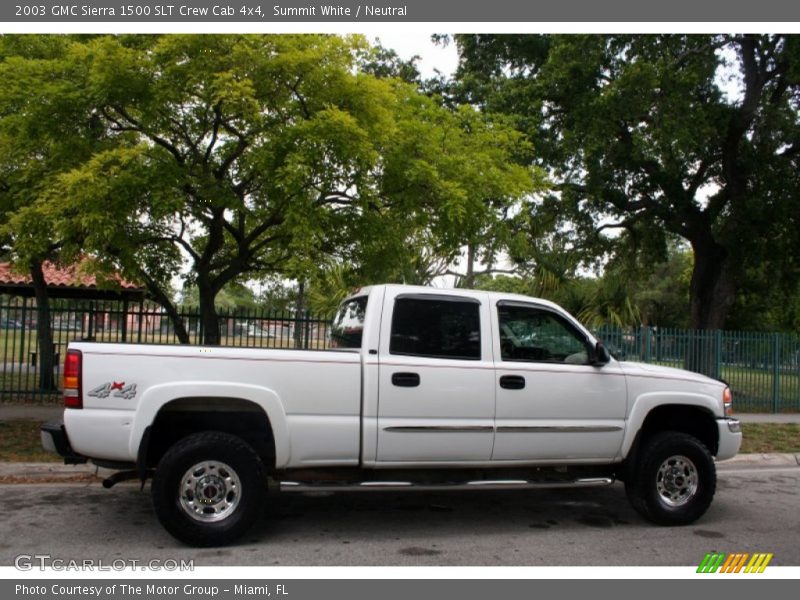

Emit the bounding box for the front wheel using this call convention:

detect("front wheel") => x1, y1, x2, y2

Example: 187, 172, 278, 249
625, 431, 716, 525
152, 431, 266, 546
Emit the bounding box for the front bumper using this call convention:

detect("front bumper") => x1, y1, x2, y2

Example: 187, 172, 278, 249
40, 420, 87, 465
716, 418, 742, 461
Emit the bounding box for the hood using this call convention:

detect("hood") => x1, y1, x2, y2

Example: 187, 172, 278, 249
617, 360, 722, 386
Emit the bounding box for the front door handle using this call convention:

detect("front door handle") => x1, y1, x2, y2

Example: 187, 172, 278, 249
392, 372, 420, 387
499, 375, 526, 390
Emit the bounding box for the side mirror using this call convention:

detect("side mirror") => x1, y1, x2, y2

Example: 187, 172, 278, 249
590, 342, 611, 366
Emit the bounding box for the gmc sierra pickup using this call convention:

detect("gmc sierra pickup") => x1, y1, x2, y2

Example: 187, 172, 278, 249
41, 284, 742, 546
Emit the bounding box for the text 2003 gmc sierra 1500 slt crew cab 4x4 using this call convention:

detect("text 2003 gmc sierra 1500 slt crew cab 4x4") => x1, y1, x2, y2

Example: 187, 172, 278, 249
41, 284, 742, 546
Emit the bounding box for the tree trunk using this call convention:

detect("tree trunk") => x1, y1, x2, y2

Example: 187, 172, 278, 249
464, 243, 476, 288
198, 283, 222, 346
685, 238, 737, 376
30, 260, 57, 391
688, 238, 736, 331
140, 275, 190, 344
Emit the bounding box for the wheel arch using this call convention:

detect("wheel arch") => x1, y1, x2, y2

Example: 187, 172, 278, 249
131, 382, 290, 469
623, 395, 720, 461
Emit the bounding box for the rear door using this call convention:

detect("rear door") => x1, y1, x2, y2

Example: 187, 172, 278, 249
376, 289, 495, 463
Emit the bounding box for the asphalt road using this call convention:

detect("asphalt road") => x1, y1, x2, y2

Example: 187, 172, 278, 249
1, 465, 798, 568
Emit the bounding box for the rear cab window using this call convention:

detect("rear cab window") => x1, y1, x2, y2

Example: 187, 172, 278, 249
330, 296, 368, 349
389, 295, 481, 360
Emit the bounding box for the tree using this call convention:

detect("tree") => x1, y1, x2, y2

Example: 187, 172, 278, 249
0, 35, 120, 388
361, 39, 544, 289
454, 34, 800, 332
0, 35, 193, 347
7, 34, 397, 345
4, 34, 538, 346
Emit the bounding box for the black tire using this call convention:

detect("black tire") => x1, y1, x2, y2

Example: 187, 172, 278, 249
152, 431, 266, 547
625, 431, 716, 526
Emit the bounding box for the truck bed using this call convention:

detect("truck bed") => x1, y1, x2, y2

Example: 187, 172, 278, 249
64, 342, 362, 467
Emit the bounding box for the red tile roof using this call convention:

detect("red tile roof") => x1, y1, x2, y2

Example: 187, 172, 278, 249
0, 261, 142, 290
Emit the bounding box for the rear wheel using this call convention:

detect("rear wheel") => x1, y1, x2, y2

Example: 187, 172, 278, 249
152, 431, 266, 546
625, 431, 716, 525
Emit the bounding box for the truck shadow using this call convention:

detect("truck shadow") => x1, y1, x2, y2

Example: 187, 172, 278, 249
261, 484, 635, 535
2, 480, 744, 565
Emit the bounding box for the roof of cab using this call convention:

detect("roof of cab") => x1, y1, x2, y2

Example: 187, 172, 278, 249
353, 283, 562, 311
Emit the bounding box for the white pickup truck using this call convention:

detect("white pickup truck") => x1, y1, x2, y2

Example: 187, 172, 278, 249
42, 284, 742, 546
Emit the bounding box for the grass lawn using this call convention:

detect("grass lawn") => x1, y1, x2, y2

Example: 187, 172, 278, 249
739, 423, 800, 454
0, 421, 60, 462
0, 420, 798, 464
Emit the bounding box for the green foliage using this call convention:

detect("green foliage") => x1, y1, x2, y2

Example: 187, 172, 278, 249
307, 262, 357, 315
1, 34, 539, 343
358, 42, 421, 83
0, 35, 113, 259
475, 243, 694, 329
472, 274, 535, 295
631, 249, 692, 328
180, 282, 259, 312
454, 34, 800, 330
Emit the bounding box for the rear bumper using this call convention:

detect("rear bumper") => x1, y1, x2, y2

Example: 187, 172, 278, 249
716, 418, 742, 461
40, 420, 88, 465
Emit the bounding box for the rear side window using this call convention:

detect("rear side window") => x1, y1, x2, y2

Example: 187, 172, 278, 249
390, 296, 481, 360
330, 296, 368, 349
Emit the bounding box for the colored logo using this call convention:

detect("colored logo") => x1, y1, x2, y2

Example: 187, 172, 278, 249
697, 552, 773, 573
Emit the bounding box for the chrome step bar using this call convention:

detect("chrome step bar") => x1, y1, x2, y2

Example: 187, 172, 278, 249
278, 477, 614, 493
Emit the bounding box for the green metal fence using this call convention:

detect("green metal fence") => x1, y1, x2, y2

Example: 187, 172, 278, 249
1, 296, 798, 412
595, 325, 800, 413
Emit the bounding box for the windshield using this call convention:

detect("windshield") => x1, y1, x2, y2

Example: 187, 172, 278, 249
329, 295, 368, 349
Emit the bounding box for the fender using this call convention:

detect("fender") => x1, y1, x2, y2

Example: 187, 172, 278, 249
129, 381, 291, 467
621, 391, 719, 458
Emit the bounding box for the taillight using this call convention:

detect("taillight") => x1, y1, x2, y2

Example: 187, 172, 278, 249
722, 386, 733, 417
63, 349, 82, 409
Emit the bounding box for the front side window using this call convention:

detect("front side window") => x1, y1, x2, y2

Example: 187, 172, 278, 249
330, 296, 368, 349
498, 304, 589, 364
390, 296, 481, 360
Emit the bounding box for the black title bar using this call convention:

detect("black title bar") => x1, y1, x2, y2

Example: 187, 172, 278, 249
4, 0, 800, 23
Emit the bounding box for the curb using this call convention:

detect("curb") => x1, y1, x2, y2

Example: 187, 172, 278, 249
716, 453, 800, 470
0, 462, 106, 484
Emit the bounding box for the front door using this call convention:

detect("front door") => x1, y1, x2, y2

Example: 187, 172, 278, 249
491, 300, 627, 461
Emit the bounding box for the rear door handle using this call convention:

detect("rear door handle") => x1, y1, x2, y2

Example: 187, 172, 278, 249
391, 372, 421, 387
499, 375, 526, 390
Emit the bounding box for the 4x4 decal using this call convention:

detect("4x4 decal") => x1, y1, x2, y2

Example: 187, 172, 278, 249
87, 382, 138, 400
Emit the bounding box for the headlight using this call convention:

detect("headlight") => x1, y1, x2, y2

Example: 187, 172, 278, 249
722, 387, 733, 417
